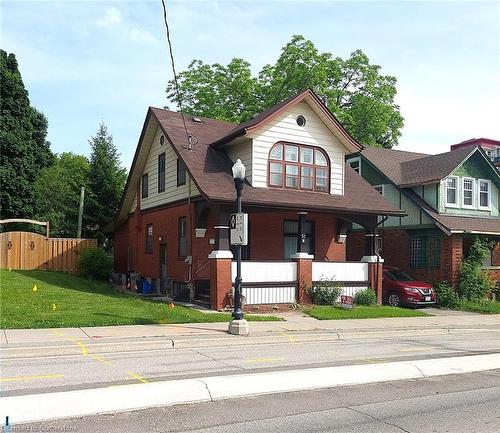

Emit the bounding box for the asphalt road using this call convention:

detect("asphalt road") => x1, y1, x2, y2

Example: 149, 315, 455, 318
15, 370, 500, 433
2, 329, 499, 396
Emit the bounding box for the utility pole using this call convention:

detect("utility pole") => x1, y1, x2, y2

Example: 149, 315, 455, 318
77, 187, 85, 238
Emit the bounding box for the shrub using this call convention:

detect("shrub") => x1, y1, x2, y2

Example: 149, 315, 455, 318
457, 238, 494, 301
433, 281, 458, 309
354, 288, 377, 306
309, 278, 342, 305
79, 247, 113, 281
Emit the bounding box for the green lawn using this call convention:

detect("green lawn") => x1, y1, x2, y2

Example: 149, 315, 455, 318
454, 300, 500, 314
304, 305, 430, 320
0, 270, 280, 329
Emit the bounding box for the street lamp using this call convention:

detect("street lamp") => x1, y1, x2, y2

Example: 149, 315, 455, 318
228, 159, 249, 335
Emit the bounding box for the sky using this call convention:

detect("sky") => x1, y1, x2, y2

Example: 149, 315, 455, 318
2, 0, 499, 169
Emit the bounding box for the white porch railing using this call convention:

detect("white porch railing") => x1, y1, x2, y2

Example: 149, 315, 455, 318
312, 261, 369, 298
231, 261, 297, 305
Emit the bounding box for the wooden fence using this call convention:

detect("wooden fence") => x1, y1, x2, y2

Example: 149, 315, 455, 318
0, 231, 96, 274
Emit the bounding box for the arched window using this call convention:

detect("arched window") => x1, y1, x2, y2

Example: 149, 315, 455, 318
268, 142, 330, 192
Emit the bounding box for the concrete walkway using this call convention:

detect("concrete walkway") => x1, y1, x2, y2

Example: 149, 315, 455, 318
2, 309, 499, 349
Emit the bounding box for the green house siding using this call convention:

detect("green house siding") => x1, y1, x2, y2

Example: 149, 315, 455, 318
438, 153, 500, 216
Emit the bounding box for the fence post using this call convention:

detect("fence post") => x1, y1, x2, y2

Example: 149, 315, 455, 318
362, 256, 384, 304
292, 253, 313, 304
209, 250, 233, 310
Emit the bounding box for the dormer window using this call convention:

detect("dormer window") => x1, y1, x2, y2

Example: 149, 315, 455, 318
268, 142, 330, 192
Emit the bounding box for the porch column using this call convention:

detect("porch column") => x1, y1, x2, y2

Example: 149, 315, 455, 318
209, 206, 233, 310
362, 226, 380, 261
297, 212, 308, 253
362, 256, 384, 305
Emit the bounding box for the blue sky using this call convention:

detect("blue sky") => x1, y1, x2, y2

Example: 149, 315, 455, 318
2, 1, 499, 168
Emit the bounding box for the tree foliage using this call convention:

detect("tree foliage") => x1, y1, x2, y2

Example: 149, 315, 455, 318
167, 35, 404, 148
86, 122, 127, 244
0, 50, 53, 220
35, 153, 90, 237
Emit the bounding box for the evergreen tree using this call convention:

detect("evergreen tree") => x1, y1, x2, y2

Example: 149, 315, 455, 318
0, 50, 53, 220
86, 122, 127, 243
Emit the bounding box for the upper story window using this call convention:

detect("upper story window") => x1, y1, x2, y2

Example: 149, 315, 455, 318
445, 176, 458, 207
462, 178, 474, 208
158, 153, 166, 193
177, 158, 186, 186
374, 185, 384, 195
347, 157, 361, 175
268, 142, 329, 192
478, 179, 491, 209
142, 173, 149, 199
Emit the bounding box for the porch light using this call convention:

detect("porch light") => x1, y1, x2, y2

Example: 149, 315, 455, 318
232, 159, 246, 180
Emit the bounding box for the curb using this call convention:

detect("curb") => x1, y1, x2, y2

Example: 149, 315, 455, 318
1, 353, 499, 424
2, 327, 499, 359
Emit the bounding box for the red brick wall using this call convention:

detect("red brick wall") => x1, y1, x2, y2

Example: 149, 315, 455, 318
492, 241, 500, 267
250, 211, 345, 261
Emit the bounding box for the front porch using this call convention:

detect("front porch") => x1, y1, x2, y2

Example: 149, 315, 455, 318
195, 204, 384, 310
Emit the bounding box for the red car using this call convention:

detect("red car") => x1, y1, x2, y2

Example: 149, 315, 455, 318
382, 266, 436, 307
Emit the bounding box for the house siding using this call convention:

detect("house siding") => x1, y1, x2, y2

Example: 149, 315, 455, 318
225, 139, 253, 183
249, 102, 345, 195
140, 127, 200, 210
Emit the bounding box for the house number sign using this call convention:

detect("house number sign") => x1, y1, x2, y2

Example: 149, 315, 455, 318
230, 213, 248, 246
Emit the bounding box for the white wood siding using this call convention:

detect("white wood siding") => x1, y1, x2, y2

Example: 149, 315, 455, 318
312, 262, 368, 282
225, 139, 252, 182
231, 261, 297, 282
249, 102, 345, 194
242, 286, 296, 305
140, 127, 200, 210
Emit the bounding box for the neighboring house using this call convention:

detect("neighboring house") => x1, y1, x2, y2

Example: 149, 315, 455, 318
346, 146, 500, 286
451, 138, 500, 169
109, 89, 404, 309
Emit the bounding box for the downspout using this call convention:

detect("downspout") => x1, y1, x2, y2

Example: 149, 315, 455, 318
186, 176, 194, 300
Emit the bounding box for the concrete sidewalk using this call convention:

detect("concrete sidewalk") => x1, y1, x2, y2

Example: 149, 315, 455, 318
2, 309, 499, 352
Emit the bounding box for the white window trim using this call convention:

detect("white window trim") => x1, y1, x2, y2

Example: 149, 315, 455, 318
347, 157, 361, 176
444, 176, 459, 208
461, 177, 475, 209
373, 184, 384, 196
477, 178, 492, 210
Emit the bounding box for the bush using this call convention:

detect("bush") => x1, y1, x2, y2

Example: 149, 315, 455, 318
354, 288, 377, 306
457, 238, 494, 301
309, 278, 342, 305
79, 247, 113, 281
433, 281, 458, 309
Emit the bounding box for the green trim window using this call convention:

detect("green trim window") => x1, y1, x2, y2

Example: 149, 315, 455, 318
410, 236, 440, 268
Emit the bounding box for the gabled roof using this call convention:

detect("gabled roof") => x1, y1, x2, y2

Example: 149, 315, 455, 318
110, 103, 403, 231
211, 88, 364, 153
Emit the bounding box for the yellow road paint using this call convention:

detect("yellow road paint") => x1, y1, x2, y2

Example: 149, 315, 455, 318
92, 355, 112, 365
76, 341, 88, 356
398, 347, 433, 353
244, 357, 285, 364
127, 371, 149, 383
0, 374, 64, 383
51, 329, 64, 337
279, 332, 296, 344
357, 358, 381, 364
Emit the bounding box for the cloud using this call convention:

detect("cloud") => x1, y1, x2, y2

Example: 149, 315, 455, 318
96, 7, 121, 28
129, 28, 158, 44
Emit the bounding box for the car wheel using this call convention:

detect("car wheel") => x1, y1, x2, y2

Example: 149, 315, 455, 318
387, 291, 401, 307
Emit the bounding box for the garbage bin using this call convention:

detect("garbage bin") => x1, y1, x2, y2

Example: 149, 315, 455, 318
142, 281, 152, 295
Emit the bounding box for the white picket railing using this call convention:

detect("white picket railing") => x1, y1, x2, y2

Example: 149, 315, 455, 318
312, 261, 368, 282
231, 261, 297, 305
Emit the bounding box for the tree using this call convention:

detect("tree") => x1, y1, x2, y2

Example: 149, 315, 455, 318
86, 122, 127, 244
167, 35, 404, 148
0, 50, 53, 220
35, 153, 90, 237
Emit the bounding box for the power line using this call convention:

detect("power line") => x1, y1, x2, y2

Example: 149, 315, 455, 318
160, 0, 195, 150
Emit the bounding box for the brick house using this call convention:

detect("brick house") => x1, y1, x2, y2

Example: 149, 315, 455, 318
346, 146, 500, 286
109, 89, 404, 309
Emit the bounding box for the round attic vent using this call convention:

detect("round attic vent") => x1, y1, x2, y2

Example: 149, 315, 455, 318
296, 115, 306, 127
160, 135, 165, 145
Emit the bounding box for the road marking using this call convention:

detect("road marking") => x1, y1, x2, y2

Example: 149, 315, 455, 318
279, 332, 296, 344
51, 329, 64, 337
127, 371, 149, 384
50, 329, 88, 357
92, 355, 112, 365
244, 357, 285, 364
0, 374, 64, 383
357, 357, 381, 364
398, 347, 433, 352
76, 341, 88, 356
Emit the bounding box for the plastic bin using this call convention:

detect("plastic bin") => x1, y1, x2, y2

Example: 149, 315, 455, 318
142, 281, 152, 295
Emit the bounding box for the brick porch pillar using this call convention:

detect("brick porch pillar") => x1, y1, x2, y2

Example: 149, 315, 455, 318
209, 250, 233, 310
362, 256, 384, 304
292, 253, 313, 304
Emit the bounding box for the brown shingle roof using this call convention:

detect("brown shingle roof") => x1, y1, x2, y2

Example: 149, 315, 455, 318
150, 108, 403, 217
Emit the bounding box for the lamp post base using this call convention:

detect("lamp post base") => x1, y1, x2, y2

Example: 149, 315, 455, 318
228, 319, 249, 336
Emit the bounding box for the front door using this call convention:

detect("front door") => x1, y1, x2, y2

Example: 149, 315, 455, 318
159, 243, 168, 295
